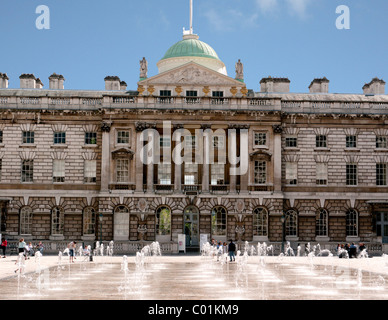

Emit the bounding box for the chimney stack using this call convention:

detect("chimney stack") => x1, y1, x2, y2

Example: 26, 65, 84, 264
49, 73, 65, 89
0, 73, 9, 89
35, 78, 44, 89
20, 74, 37, 89
260, 76, 290, 93
363, 78, 385, 95
104, 76, 121, 91
120, 81, 127, 91
309, 77, 329, 93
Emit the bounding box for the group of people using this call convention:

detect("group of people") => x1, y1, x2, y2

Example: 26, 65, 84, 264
336, 242, 367, 258
16, 238, 44, 259
210, 239, 236, 262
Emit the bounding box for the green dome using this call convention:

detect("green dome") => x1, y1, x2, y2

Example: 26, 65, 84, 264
161, 37, 220, 61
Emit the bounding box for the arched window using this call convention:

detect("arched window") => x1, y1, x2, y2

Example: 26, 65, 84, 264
156, 206, 171, 236
211, 206, 227, 236
346, 208, 358, 237
83, 207, 96, 235
114, 205, 129, 240
20, 206, 33, 235
253, 207, 268, 236
316, 208, 328, 237
51, 206, 64, 235
285, 209, 298, 237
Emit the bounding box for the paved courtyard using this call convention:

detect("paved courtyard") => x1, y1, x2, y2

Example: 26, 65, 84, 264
1, 252, 388, 300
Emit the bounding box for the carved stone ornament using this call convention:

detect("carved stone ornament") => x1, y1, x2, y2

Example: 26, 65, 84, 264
101, 121, 112, 133
235, 199, 245, 213
138, 198, 148, 212
137, 85, 145, 96
273, 124, 283, 134
240, 87, 248, 97
175, 86, 183, 96
203, 86, 210, 96
230, 87, 238, 97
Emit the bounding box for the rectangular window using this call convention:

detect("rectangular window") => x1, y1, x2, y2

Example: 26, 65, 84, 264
254, 132, 267, 147
85, 132, 97, 145
286, 162, 297, 185
316, 135, 327, 148
22, 131, 35, 144
184, 163, 198, 185
254, 161, 267, 184
376, 136, 388, 149
160, 90, 171, 97
346, 164, 358, 186
285, 137, 298, 148
212, 91, 224, 98
53, 159, 65, 183
160, 136, 171, 148
376, 163, 387, 186
186, 90, 198, 97
21, 160, 33, 183
84, 160, 97, 183
316, 162, 328, 185
117, 130, 130, 144
0, 131, 3, 144
158, 163, 171, 185
211, 163, 224, 185
346, 135, 357, 148
159, 90, 172, 103
116, 159, 129, 183
53, 132, 66, 144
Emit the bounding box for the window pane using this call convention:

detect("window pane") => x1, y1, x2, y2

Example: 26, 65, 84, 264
254, 132, 267, 146
22, 131, 34, 144
85, 132, 97, 144
54, 132, 66, 144
346, 164, 357, 185
211, 163, 224, 185
117, 131, 130, 144
84, 160, 97, 183
116, 159, 129, 182
316, 135, 327, 148
254, 161, 266, 184
21, 160, 33, 182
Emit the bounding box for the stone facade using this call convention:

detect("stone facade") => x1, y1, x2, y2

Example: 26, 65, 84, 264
0, 48, 387, 255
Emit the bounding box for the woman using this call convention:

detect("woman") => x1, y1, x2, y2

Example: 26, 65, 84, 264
0, 238, 7, 258
18, 238, 26, 258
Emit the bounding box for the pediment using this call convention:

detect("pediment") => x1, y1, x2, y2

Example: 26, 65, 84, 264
112, 147, 135, 159
138, 62, 245, 87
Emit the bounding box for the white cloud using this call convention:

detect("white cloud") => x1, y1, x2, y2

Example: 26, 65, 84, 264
256, 0, 279, 13
285, 0, 311, 18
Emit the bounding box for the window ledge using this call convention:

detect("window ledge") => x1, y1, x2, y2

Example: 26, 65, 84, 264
0, 143, 4, 148
253, 145, 269, 150
19, 144, 37, 148
314, 147, 330, 152
82, 144, 98, 149
375, 148, 388, 152
51, 144, 68, 149
344, 148, 360, 152
284, 147, 300, 151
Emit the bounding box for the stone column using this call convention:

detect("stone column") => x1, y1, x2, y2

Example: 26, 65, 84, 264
228, 126, 237, 193
273, 124, 283, 192
239, 125, 249, 193
201, 124, 211, 193
135, 122, 147, 193
100, 121, 112, 192
173, 124, 183, 193
147, 123, 157, 193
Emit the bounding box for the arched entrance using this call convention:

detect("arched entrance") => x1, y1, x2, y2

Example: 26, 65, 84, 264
184, 206, 199, 247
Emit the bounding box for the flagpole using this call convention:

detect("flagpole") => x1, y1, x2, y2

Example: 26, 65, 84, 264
190, 0, 193, 34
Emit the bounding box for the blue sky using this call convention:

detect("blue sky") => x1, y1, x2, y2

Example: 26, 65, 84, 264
0, 0, 387, 94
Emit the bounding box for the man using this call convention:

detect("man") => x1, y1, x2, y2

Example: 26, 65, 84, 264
68, 241, 77, 263
228, 239, 236, 262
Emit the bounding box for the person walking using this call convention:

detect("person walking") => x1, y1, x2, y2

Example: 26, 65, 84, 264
0, 238, 7, 258
228, 239, 236, 262
67, 241, 77, 263
18, 238, 26, 257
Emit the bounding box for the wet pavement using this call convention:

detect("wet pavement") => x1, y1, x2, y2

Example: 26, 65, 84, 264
1, 254, 388, 300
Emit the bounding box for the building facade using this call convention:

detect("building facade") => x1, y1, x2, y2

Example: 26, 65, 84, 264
0, 31, 387, 255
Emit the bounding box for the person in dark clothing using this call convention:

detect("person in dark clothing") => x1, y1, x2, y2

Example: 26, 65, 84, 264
228, 239, 236, 262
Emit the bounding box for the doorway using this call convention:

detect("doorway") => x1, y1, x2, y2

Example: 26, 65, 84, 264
184, 206, 199, 247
